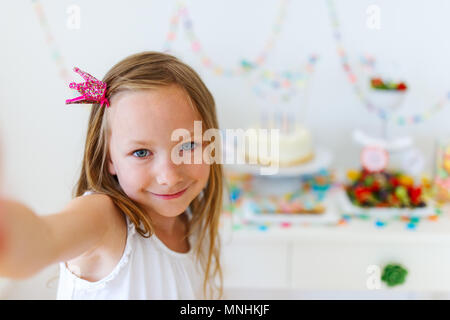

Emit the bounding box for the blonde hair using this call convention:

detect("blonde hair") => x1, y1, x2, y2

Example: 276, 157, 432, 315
73, 51, 224, 299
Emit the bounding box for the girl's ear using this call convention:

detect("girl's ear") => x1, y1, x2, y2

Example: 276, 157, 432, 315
108, 157, 117, 176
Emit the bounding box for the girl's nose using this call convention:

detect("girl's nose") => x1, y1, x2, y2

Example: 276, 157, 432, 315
155, 155, 183, 186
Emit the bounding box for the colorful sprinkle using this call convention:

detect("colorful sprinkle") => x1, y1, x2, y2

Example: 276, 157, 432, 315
258, 225, 268, 231
280, 222, 291, 228
375, 220, 386, 228
409, 217, 420, 224
342, 214, 352, 221
232, 224, 242, 231
406, 223, 417, 230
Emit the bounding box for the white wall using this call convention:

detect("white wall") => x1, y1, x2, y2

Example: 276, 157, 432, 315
0, 0, 449, 299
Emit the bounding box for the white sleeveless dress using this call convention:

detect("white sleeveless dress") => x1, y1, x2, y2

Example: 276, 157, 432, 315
56, 191, 205, 300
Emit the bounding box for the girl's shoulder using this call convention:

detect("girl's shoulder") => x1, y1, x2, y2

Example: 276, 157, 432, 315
77, 190, 128, 238
64, 190, 128, 282
78, 190, 127, 231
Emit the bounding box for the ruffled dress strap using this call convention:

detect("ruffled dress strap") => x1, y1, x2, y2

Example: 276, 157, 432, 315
58, 213, 137, 297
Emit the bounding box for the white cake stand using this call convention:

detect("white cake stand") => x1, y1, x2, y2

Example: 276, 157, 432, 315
224, 146, 338, 225
224, 146, 333, 177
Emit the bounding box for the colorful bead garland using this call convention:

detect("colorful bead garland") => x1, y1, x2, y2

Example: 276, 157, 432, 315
163, 0, 290, 77
326, 0, 450, 125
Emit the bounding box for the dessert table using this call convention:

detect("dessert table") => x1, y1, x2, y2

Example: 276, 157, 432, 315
220, 198, 450, 297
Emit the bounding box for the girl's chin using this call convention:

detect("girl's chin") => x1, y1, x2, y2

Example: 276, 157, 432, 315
143, 202, 190, 217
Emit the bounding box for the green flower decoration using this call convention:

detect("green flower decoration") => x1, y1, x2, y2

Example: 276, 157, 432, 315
381, 264, 408, 287
240, 60, 255, 71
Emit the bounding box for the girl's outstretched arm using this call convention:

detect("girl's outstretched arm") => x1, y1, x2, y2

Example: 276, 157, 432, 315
0, 193, 119, 279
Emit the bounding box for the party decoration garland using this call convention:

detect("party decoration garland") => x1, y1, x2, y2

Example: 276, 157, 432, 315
163, 0, 290, 77
326, 0, 450, 125
163, 0, 320, 113
249, 54, 319, 105
33, 0, 317, 103
32, 0, 72, 85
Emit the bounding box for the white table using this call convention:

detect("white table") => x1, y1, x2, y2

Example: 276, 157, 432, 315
220, 204, 450, 298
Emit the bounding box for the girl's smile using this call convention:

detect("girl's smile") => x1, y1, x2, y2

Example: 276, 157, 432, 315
149, 184, 190, 200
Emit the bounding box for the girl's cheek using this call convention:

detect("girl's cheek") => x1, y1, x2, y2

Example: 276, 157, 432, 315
189, 163, 210, 183
117, 163, 148, 188
124, 168, 146, 185
0, 202, 6, 253
0, 225, 4, 254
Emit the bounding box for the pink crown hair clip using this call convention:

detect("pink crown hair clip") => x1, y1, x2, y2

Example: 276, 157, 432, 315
65, 67, 110, 108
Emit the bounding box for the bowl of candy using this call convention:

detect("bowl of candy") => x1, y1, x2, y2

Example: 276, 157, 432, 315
339, 168, 435, 218
368, 77, 408, 112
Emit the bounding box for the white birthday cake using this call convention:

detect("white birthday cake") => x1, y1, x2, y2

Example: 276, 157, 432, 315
244, 124, 314, 167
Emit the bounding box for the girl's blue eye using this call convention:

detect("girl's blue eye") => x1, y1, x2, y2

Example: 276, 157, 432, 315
181, 142, 197, 151
133, 149, 151, 158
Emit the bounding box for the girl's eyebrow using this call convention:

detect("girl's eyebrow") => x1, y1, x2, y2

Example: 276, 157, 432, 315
128, 130, 198, 146
128, 140, 154, 146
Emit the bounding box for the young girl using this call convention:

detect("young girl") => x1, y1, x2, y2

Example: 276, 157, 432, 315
0, 51, 224, 299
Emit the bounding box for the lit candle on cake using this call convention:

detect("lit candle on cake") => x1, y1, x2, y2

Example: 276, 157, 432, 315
288, 110, 295, 134
282, 111, 288, 134
260, 107, 268, 129
275, 111, 282, 130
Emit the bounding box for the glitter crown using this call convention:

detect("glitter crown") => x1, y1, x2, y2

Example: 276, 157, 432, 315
65, 67, 110, 107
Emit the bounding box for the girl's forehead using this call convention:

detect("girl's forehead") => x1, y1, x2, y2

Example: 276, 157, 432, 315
107, 86, 202, 139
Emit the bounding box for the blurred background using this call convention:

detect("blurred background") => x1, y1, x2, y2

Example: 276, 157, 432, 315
0, 0, 449, 299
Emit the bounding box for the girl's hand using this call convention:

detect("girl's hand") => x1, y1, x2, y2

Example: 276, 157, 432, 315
0, 191, 123, 280
0, 197, 47, 278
